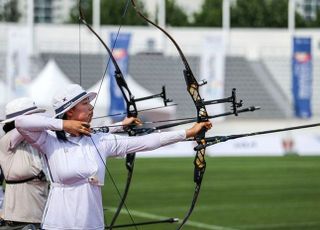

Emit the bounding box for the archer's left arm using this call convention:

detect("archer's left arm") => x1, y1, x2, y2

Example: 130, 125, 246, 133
101, 130, 186, 158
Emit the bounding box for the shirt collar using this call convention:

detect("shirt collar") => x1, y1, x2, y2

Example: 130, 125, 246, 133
66, 134, 83, 145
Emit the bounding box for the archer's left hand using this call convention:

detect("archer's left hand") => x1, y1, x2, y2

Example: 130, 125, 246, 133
186, 121, 212, 138
122, 117, 142, 127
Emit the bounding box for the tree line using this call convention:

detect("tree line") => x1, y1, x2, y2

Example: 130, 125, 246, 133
69, 0, 320, 28
1, 0, 319, 28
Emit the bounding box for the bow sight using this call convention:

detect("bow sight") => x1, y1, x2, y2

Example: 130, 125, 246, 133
134, 86, 172, 106
196, 88, 243, 116
113, 72, 173, 119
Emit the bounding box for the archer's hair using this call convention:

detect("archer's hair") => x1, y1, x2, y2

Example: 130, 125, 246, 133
55, 113, 68, 142
3, 121, 15, 133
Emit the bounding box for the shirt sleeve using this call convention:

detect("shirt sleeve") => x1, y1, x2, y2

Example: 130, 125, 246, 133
100, 130, 186, 158
15, 114, 63, 152
108, 121, 124, 133
7, 129, 24, 150
0, 129, 23, 152
0, 133, 11, 154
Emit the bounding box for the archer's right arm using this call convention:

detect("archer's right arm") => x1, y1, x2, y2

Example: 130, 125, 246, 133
15, 114, 62, 152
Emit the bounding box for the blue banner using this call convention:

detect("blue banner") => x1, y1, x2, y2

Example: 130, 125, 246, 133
292, 37, 312, 118
107, 32, 131, 120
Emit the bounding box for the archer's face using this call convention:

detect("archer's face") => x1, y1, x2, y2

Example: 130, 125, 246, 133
67, 97, 94, 123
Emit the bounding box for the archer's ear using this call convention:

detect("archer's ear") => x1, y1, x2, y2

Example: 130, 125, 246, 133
65, 109, 74, 119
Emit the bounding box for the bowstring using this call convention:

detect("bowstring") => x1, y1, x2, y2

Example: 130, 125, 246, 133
91, 0, 131, 110
79, 18, 82, 86
78, 0, 137, 228
89, 135, 137, 229
100, 1, 139, 228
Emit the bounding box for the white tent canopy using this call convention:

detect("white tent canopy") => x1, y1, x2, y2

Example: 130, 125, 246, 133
0, 80, 12, 105
126, 75, 176, 120
0, 81, 15, 137
87, 78, 110, 122
26, 60, 175, 124
89, 75, 176, 126
27, 59, 73, 115
0, 81, 14, 121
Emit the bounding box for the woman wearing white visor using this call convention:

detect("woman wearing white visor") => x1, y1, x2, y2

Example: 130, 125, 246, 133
15, 84, 212, 230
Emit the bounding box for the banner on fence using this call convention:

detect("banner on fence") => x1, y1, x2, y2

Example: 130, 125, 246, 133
108, 32, 131, 120
292, 37, 312, 118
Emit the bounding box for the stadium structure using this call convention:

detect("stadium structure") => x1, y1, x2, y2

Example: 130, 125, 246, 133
0, 0, 320, 155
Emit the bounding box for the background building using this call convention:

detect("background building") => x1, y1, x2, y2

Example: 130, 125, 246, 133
10, 0, 76, 23
0, 0, 320, 155
296, 0, 320, 20
1, 0, 319, 24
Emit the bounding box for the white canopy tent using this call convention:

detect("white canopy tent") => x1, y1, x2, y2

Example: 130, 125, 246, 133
0, 81, 15, 137
126, 75, 176, 122
0, 81, 15, 121
87, 78, 111, 126
89, 75, 176, 127
27, 59, 73, 115
26, 60, 175, 126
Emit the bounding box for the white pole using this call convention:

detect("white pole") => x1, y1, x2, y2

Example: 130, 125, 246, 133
93, 0, 100, 30
289, 0, 296, 121
27, 0, 34, 55
222, 0, 230, 32
157, 0, 165, 28
222, 0, 230, 56
288, 0, 296, 36
93, 0, 101, 52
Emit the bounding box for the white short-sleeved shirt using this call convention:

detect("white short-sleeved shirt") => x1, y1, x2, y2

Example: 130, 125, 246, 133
16, 114, 186, 230
0, 129, 49, 223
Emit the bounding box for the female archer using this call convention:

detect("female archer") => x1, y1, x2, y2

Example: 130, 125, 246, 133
15, 84, 212, 230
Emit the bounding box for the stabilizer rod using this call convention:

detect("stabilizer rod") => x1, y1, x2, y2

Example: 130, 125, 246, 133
193, 122, 320, 151
105, 218, 179, 229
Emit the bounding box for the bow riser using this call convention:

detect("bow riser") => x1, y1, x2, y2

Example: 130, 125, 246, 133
114, 72, 138, 118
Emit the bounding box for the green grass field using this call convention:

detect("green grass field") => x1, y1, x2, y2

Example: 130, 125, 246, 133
102, 156, 320, 230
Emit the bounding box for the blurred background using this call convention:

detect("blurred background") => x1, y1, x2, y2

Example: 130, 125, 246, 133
0, 0, 319, 155
1, 1, 320, 229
